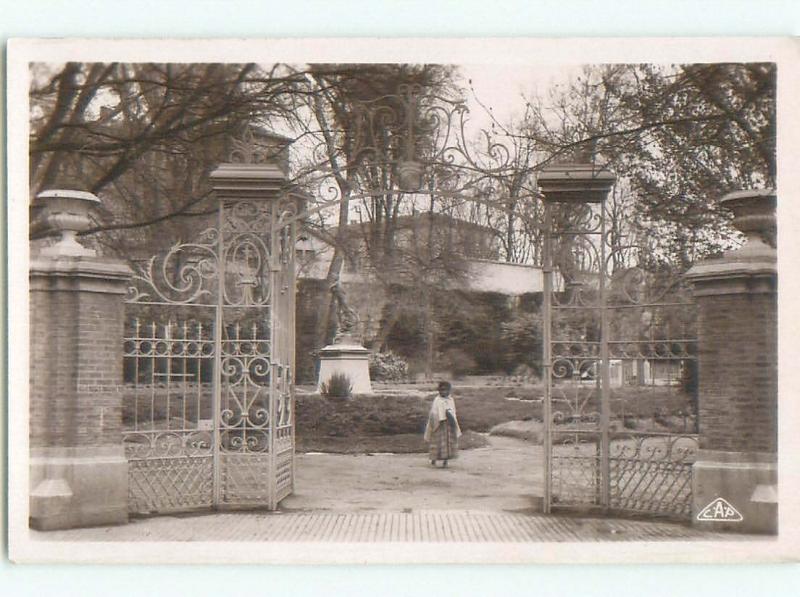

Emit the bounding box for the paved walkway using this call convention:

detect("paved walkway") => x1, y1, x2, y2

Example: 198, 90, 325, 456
28, 437, 760, 544
32, 510, 749, 543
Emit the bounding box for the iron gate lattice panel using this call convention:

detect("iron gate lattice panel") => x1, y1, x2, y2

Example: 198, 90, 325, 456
608, 433, 698, 518
128, 456, 214, 514
543, 194, 698, 520
550, 432, 601, 507
123, 192, 296, 516
220, 454, 271, 505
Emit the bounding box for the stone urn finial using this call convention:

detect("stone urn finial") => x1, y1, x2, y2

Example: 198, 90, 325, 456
31, 189, 101, 257
720, 189, 776, 260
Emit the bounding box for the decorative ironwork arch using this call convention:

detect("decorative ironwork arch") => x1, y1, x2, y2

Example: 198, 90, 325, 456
283, 84, 543, 230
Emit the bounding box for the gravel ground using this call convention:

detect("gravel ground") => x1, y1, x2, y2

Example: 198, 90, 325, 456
281, 435, 543, 513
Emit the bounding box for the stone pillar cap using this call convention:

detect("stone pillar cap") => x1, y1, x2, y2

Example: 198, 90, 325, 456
209, 162, 287, 180
537, 162, 616, 203
208, 162, 289, 201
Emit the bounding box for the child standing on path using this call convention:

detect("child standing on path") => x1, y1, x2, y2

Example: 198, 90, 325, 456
424, 381, 462, 467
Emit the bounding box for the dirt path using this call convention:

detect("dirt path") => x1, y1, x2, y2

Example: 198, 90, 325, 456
280, 435, 544, 513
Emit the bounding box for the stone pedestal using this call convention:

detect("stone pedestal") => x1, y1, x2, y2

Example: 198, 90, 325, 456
692, 450, 777, 534
686, 189, 777, 534
30, 446, 129, 530
29, 252, 132, 530
317, 342, 372, 395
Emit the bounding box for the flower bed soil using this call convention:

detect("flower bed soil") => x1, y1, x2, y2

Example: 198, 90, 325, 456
120, 382, 695, 453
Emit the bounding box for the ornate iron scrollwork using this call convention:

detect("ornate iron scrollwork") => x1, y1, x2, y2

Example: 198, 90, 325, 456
126, 228, 220, 306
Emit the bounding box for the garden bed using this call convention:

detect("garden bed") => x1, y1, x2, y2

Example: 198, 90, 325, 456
120, 381, 695, 453
294, 385, 540, 444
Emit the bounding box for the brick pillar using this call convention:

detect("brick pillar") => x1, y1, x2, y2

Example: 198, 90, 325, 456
687, 189, 777, 534
29, 190, 132, 530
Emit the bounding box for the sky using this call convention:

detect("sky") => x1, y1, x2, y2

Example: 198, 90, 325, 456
29, 60, 583, 139
459, 63, 582, 130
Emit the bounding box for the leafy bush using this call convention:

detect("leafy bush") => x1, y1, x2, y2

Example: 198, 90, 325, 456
511, 363, 540, 382
369, 351, 409, 382
320, 372, 353, 399
499, 311, 543, 375
438, 347, 478, 378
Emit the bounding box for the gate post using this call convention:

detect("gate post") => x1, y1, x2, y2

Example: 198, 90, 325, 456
687, 189, 777, 534
29, 190, 132, 530
538, 160, 616, 513
208, 147, 302, 509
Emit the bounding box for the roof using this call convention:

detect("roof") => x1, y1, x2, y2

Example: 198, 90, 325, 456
346, 212, 496, 235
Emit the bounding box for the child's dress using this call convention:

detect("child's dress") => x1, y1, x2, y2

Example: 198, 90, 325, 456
424, 395, 462, 462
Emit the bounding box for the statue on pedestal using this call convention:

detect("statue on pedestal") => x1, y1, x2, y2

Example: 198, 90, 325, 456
330, 280, 360, 344
318, 280, 372, 393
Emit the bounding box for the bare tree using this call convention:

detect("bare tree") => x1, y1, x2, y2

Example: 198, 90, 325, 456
30, 61, 310, 255
287, 64, 465, 352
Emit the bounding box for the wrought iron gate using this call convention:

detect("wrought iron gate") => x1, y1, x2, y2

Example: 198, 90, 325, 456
122, 189, 296, 515
541, 165, 698, 520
